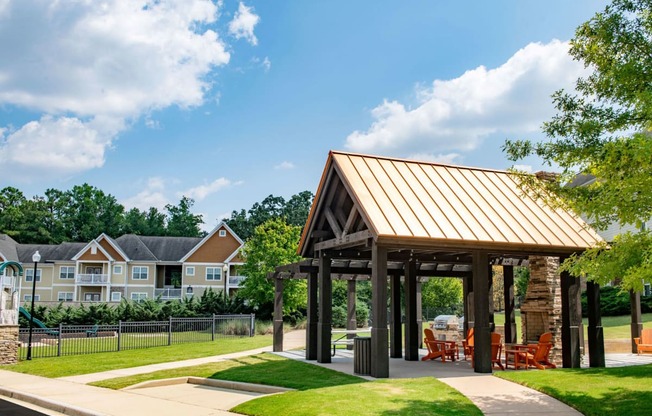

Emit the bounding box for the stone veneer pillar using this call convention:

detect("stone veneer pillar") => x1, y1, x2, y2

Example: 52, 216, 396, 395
520, 256, 563, 366
0, 325, 19, 365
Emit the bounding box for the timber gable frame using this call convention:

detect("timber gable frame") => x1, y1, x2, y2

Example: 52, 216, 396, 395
0, 221, 245, 304
274, 151, 605, 377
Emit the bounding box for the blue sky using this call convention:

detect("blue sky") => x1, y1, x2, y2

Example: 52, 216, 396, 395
0, 1, 607, 232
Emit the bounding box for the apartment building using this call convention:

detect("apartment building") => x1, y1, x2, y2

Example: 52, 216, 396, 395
0, 222, 245, 304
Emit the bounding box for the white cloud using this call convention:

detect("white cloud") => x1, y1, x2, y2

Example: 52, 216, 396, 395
228, 2, 259, 46
262, 57, 271, 72
0, 0, 231, 180
345, 40, 586, 157
121, 177, 169, 212
183, 177, 233, 201
274, 161, 295, 170
512, 164, 533, 172
407, 152, 461, 165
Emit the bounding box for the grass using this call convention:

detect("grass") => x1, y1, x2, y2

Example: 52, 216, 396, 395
582, 313, 652, 339
93, 353, 482, 416
5, 335, 273, 378
496, 364, 652, 416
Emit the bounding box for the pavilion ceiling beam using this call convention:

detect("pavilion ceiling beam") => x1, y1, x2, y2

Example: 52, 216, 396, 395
342, 205, 359, 236
324, 207, 343, 239
314, 230, 373, 251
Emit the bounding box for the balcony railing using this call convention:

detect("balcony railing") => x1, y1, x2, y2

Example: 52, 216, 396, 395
155, 288, 182, 299
229, 275, 246, 287
1, 275, 15, 288
75, 274, 109, 284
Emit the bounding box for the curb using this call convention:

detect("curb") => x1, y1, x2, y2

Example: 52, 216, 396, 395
0, 386, 106, 416
125, 376, 293, 394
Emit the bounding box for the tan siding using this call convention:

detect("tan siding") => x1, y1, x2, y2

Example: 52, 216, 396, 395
186, 227, 240, 263
79, 249, 109, 261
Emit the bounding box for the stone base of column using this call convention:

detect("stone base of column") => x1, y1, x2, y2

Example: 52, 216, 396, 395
0, 325, 19, 365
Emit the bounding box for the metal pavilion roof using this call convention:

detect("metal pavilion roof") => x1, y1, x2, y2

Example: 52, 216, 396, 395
299, 151, 602, 258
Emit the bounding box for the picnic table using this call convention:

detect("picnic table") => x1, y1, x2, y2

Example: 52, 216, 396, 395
331, 328, 371, 356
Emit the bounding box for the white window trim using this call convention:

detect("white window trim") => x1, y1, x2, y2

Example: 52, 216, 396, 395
24, 294, 40, 302
130, 292, 148, 301
25, 269, 42, 282
111, 292, 122, 302
84, 292, 101, 301
132, 266, 149, 280
57, 292, 74, 302
113, 265, 123, 274
60, 266, 75, 279
205, 267, 222, 281
219, 230, 227, 237
186, 266, 195, 276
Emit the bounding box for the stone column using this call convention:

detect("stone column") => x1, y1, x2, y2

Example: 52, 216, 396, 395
0, 325, 19, 365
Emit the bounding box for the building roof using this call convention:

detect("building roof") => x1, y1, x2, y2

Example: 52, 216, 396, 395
300, 151, 603, 257
0, 234, 19, 262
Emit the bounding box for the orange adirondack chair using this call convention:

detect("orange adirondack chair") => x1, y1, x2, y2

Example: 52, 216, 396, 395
422, 328, 456, 362
515, 332, 556, 370
470, 331, 504, 370
462, 328, 474, 360
634, 328, 652, 354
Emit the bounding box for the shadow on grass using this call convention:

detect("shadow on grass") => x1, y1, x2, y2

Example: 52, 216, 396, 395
377, 397, 482, 416
208, 353, 365, 391
527, 385, 652, 416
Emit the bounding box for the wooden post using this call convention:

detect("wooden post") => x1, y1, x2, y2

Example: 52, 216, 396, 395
404, 259, 418, 361
472, 251, 491, 373
465, 273, 474, 332
317, 251, 332, 363
306, 271, 318, 360
347, 279, 357, 350
273, 277, 284, 352
488, 263, 495, 332
416, 279, 423, 349
390, 273, 402, 358
561, 265, 581, 368
586, 281, 605, 367
371, 243, 389, 378
503, 265, 516, 344
630, 290, 643, 354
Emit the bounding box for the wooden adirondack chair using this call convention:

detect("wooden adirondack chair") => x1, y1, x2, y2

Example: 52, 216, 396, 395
634, 328, 652, 354
422, 328, 456, 362
462, 328, 474, 360
516, 332, 556, 370
491, 332, 504, 370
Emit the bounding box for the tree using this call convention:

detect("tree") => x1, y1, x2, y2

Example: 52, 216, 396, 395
144, 207, 166, 236
122, 208, 147, 235
225, 191, 314, 240
503, 0, 652, 290
165, 196, 203, 237
514, 267, 530, 306
421, 278, 463, 316
239, 218, 304, 319
0, 187, 27, 239
59, 184, 124, 241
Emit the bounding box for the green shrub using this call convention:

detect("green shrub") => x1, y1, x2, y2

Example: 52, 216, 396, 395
332, 305, 347, 328
581, 286, 652, 317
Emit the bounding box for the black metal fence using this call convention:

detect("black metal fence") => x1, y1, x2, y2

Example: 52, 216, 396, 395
18, 314, 255, 360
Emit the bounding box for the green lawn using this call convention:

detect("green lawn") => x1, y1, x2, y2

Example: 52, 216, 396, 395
93, 353, 482, 416
6, 335, 273, 378
497, 364, 652, 416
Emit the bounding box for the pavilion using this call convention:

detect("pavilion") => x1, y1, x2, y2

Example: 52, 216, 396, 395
271, 151, 604, 377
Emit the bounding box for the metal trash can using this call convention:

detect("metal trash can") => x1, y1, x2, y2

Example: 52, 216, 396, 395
354, 336, 371, 375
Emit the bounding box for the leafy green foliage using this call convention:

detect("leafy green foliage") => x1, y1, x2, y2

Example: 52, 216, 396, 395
165, 196, 204, 237
239, 218, 304, 319
421, 278, 463, 316
580, 285, 652, 317
225, 191, 313, 240
515, 266, 530, 304
503, 0, 652, 290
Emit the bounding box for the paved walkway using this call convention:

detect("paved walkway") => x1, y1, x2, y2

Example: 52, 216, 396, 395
1, 330, 651, 416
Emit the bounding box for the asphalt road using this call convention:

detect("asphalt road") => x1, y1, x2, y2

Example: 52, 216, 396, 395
0, 398, 49, 416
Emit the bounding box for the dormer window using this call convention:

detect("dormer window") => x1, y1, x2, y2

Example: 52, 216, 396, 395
219, 230, 227, 237
91, 246, 97, 255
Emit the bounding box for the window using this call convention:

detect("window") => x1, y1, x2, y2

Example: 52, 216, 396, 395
111, 292, 122, 302
91, 246, 97, 255
131, 292, 147, 302
24, 294, 40, 302
645, 283, 651, 297
113, 265, 123, 274
132, 266, 148, 280
206, 267, 222, 281
60, 266, 75, 279
25, 269, 41, 282
186, 266, 195, 276
58, 292, 74, 302
219, 229, 227, 237
84, 293, 101, 302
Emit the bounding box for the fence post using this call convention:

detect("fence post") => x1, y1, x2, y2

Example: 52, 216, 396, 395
58, 323, 63, 357
117, 320, 122, 352
211, 314, 215, 341
168, 316, 172, 346
250, 313, 255, 337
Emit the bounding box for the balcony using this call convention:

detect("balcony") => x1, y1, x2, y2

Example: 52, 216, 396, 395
75, 274, 109, 285
1, 275, 15, 288
229, 275, 246, 287
155, 288, 182, 299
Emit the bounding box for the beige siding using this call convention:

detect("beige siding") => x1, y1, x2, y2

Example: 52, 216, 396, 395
127, 264, 155, 285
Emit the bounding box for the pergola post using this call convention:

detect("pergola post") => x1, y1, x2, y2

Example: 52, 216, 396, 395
465, 273, 474, 331
306, 271, 318, 360
371, 243, 389, 378
273, 277, 284, 352
472, 251, 491, 373
586, 281, 605, 367
561, 264, 581, 368
503, 265, 516, 344
488, 263, 495, 332
404, 259, 418, 361
390, 273, 402, 358
416, 279, 423, 349
347, 279, 357, 350
317, 251, 332, 363
630, 290, 643, 354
